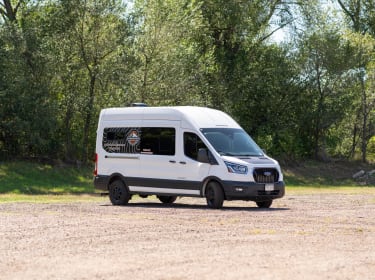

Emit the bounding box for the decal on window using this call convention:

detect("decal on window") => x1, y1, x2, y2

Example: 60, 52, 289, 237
127, 130, 140, 146
103, 127, 141, 153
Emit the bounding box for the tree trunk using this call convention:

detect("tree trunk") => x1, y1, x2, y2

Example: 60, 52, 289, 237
141, 54, 149, 103
1, 0, 20, 22
64, 104, 74, 162
314, 60, 324, 159
82, 74, 96, 163
360, 70, 367, 163
349, 119, 358, 159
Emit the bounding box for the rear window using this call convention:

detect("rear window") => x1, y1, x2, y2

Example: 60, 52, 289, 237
102, 127, 175, 155
103, 127, 141, 154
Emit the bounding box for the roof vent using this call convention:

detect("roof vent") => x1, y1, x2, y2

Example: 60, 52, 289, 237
130, 103, 148, 107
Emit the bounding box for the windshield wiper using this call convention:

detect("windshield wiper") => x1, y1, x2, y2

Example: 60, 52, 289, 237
218, 152, 263, 157
217, 151, 236, 156
219, 151, 248, 156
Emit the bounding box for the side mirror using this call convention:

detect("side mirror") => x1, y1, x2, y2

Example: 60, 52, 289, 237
197, 148, 210, 163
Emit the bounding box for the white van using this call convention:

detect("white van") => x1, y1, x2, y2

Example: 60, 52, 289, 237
94, 106, 285, 208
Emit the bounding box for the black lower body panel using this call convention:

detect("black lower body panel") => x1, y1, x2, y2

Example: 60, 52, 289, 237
94, 174, 285, 202
94, 174, 201, 194
94, 175, 110, 191
222, 181, 285, 201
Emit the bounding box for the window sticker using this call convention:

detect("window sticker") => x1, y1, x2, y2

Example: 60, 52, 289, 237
127, 130, 140, 146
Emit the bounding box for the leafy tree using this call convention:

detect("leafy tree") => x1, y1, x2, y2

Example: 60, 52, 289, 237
129, 0, 212, 106
42, 0, 131, 162
230, 44, 302, 157
336, 0, 375, 162
0, 0, 58, 159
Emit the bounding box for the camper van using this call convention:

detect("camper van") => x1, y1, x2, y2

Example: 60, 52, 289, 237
94, 106, 285, 209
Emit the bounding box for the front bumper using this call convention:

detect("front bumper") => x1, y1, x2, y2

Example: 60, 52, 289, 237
222, 180, 285, 201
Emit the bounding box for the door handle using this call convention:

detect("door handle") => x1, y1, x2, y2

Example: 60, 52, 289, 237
179, 161, 186, 165
169, 160, 176, 163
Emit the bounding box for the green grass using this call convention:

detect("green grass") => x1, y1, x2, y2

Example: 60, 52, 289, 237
282, 159, 375, 187
284, 170, 357, 187
0, 193, 104, 203
0, 160, 374, 204
0, 161, 94, 194
285, 166, 375, 195
286, 185, 375, 195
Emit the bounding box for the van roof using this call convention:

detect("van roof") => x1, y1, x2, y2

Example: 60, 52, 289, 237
100, 106, 241, 129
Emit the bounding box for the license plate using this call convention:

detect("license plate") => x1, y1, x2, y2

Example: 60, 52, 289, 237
265, 183, 274, 191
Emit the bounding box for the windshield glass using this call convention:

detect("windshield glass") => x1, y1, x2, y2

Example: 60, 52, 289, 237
201, 128, 263, 157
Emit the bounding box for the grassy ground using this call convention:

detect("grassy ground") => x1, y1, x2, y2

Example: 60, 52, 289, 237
0, 160, 374, 203
0, 161, 94, 194
283, 159, 375, 186
0, 193, 105, 203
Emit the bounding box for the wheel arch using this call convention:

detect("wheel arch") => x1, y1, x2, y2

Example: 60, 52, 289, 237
201, 176, 226, 199
107, 173, 128, 190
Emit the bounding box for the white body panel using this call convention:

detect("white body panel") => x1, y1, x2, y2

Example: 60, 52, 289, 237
97, 119, 142, 178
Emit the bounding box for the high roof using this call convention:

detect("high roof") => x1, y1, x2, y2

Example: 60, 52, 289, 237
100, 106, 241, 129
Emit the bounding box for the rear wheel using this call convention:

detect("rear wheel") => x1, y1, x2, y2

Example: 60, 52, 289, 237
205, 181, 224, 209
157, 196, 177, 204
109, 180, 130, 205
256, 200, 273, 208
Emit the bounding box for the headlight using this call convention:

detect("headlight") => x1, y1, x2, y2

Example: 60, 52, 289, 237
225, 161, 248, 174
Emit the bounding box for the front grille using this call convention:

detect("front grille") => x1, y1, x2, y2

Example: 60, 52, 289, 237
258, 190, 280, 196
253, 168, 279, 183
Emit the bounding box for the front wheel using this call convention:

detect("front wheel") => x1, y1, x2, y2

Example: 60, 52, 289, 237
109, 180, 130, 205
205, 181, 224, 209
256, 200, 273, 208
157, 196, 177, 204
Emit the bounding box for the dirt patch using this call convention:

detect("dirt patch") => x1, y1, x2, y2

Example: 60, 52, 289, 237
0, 194, 374, 280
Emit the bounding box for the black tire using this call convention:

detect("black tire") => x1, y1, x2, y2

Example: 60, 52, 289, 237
157, 195, 177, 204
109, 180, 130, 205
256, 200, 273, 208
205, 181, 224, 209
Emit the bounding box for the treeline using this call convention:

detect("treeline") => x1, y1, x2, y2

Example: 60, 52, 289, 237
0, 0, 375, 163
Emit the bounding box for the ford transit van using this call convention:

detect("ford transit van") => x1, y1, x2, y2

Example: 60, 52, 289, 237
94, 106, 285, 208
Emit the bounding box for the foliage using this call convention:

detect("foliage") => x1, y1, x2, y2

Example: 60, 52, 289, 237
336, 0, 375, 162
129, 0, 211, 105
0, 0, 374, 163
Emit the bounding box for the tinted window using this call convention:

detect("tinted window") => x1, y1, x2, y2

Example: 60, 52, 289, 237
141, 127, 175, 156
103, 127, 175, 155
103, 127, 141, 153
184, 132, 207, 160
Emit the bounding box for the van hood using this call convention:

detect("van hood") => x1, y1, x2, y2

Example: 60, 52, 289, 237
221, 155, 278, 166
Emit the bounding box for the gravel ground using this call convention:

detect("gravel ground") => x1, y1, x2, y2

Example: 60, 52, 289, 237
0, 193, 374, 280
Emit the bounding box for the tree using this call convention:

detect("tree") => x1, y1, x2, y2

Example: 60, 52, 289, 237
44, 0, 131, 162
336, 0, 375, 162
0, 0, 58, 159
129, 0, 211, 106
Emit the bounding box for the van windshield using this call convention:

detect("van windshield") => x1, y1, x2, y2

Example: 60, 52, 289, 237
201, 128, 263, 157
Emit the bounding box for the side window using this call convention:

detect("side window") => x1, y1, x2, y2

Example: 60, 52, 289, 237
103, 127, 141, 153
141, 127, 175, 156
184, 132, 207, 160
